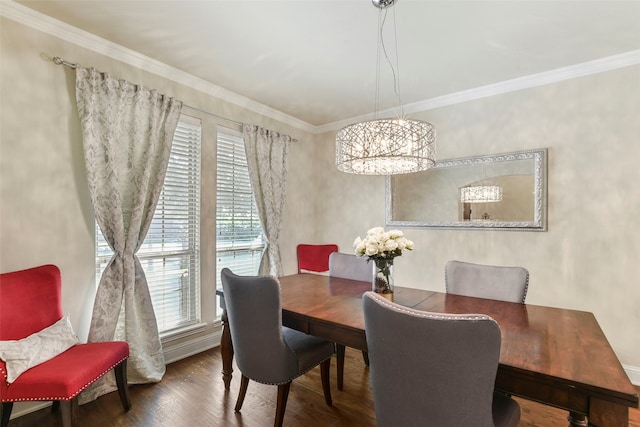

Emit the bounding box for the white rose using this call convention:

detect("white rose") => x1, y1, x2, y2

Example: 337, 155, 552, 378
367, 226, 384, 236
365, 243, 379, 256
404, 239, 415, 250
385, 239, 398, 251
388, 229, 404, 239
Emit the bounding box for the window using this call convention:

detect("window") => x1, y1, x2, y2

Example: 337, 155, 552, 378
96, 115, 202, 335
216, 127, 264, 289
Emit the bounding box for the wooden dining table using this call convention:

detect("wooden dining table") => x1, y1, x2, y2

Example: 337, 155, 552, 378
217, 273, 638, 427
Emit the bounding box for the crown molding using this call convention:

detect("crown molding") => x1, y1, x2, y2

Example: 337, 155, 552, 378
3, 0, 639, 136
318, 49, 640, 134
0, 0, 317, 134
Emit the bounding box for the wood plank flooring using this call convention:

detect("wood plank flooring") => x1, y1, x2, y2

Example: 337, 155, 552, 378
8, 347, 640, 426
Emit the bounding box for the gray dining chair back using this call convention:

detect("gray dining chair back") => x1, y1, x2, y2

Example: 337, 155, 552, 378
363, 291, 521, 427
220, 268, 334, 427
445, 260, 529, 303
329, 252, 372, 282
328, 252, 372, 389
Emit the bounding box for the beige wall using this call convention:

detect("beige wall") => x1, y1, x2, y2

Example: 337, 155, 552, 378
0, 17, 317, 351
1, 9, 639, 393
312, 65, 640, 371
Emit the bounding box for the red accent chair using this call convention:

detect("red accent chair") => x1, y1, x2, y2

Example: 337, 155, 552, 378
296, 244, 338, 274
0, 265, 131, 427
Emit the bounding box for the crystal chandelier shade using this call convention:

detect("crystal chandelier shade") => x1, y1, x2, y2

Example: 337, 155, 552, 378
460, 185, 503, 203
336, 118, 436, 175
335, 0, 436, 175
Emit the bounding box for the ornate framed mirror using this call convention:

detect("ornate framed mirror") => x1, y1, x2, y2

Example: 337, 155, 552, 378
385, 149, 547, 231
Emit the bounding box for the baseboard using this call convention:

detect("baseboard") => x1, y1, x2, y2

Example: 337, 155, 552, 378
162, 329, 222, 364
10, 402, 51, 419
624, 364, 640, 386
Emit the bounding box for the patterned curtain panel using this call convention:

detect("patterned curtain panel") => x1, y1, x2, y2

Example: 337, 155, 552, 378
243, 124, 292, 277
75, 66, 182, 400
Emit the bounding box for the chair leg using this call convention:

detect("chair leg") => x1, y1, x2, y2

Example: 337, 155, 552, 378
235, 375, 250, 412
114, 359, 132, 411
59, 398, 79, 427
274, 382, 291, 427
336, 343, 345, 391
320, 358, 332, 406
51, 400, 60, 413
362, 350, 370, 366
1, 402, 13, 427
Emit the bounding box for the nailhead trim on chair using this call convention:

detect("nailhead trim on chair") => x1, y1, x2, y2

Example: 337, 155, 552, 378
249, 355, 333, 386
1, 355, 129, 402
367, 292, 498, 324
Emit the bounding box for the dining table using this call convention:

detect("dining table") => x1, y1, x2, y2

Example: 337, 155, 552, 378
217, 273, 638, 427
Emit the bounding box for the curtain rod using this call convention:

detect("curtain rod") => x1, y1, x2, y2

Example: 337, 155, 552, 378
52, 55, 244, 127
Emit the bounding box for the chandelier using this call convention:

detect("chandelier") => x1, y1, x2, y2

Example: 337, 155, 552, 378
335, 0, 436, 175
460, 185, 503, 203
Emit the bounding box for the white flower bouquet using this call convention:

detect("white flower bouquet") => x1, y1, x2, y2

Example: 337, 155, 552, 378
353, 227, 414, 294
353, 227, 414, 261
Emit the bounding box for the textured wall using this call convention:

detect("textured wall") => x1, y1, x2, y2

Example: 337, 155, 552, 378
311, 65, 640, 371
0, 17, 315, 343
1, 12, 638, 389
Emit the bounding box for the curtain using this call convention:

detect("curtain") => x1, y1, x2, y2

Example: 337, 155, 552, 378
75, 66, 182, 400
243, 124, 292, 277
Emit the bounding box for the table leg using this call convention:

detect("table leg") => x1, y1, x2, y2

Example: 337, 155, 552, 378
336, 344, 345, 391
567, 399, 629, 427
567, 412, 588, 427
220, 310, 234, 390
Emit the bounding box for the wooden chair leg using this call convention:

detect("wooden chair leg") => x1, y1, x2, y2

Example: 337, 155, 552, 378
362, 350, 370, 366
1, 402, 13, 427
235, 375, 250, 412
320, 358, 332, 406
274, 382, 291, 427
336, 343, 345, 391
114, 359, 132, 411
60, 398, 79, 427
51, 400, 60, 413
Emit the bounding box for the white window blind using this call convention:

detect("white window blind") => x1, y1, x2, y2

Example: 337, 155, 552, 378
96, 115, 202, 335
216, 127, 264, 289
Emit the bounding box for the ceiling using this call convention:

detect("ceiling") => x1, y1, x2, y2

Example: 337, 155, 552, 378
11, 0, 640, 129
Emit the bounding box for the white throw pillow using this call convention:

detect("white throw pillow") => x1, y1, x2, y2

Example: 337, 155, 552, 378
0, 315, 79, 383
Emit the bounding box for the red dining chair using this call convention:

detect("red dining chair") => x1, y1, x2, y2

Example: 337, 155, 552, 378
296, 244, 338, 274
0, 264, 131, 427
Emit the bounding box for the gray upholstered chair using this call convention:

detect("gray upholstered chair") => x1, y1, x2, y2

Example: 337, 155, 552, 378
329, 252, 371, 282
363, 291, 521, 427
220, 268, 334, 427
445, 260, 529, 303
328, 252, 372, 390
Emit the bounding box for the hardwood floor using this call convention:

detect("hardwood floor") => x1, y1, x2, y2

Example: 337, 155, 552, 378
8, 347, 640, 426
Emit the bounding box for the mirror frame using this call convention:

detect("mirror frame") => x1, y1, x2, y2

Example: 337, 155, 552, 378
385, 148, 547, 231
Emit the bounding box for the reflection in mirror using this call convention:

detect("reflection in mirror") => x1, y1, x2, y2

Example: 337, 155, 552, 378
386, 149, 547, 231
